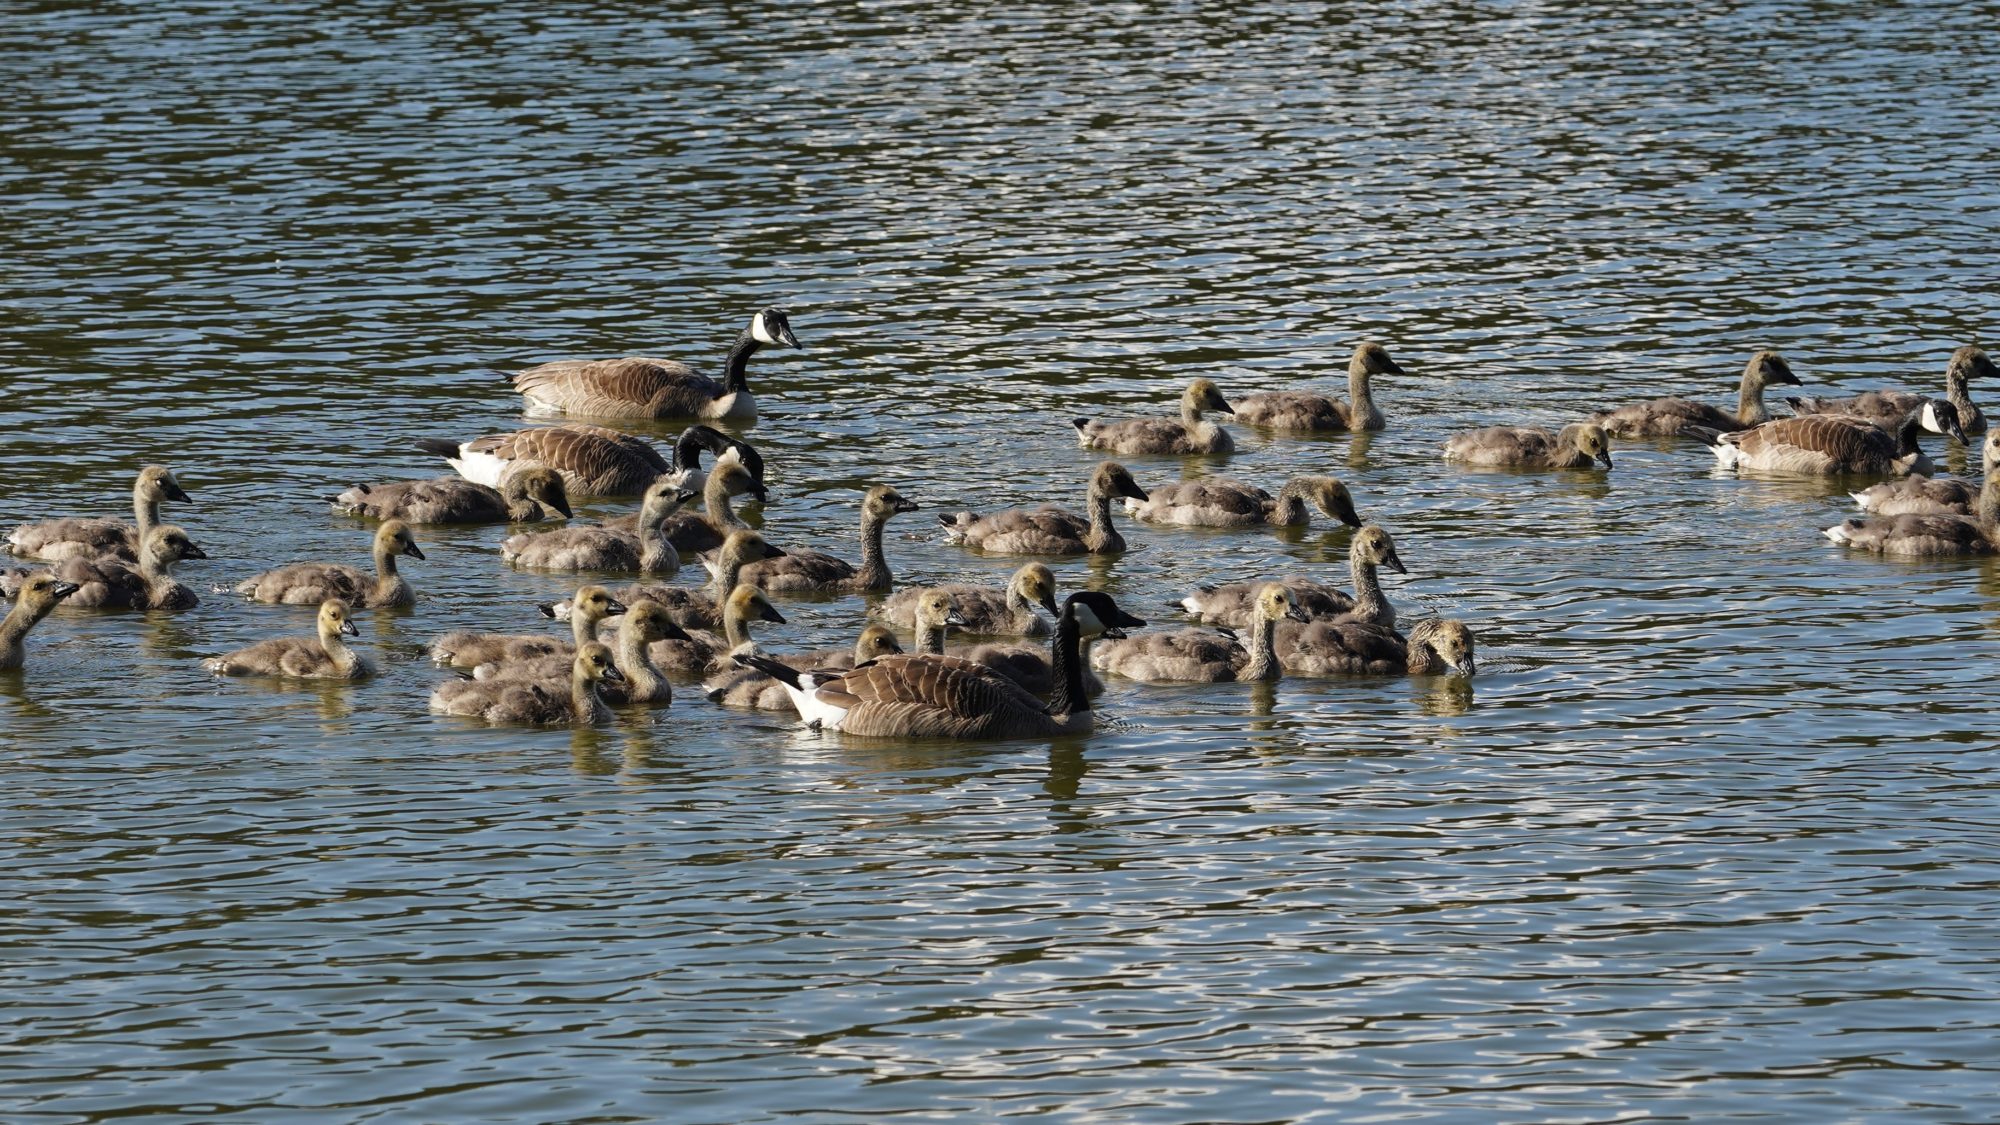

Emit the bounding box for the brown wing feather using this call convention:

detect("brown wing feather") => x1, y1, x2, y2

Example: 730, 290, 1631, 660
494, 427, 664, 496
1232, 391, 1346, 431
516, 358, 728, 418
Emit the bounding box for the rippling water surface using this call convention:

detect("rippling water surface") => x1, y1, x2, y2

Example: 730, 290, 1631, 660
4, 3, 1999, 1121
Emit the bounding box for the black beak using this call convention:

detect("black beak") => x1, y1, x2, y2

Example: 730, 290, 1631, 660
762, 604, 788, 625
675, 489, 700, 506
164, 481, 192, 503
183, 543, 209, 560
1383, 359, 1407, 375
1101, 625, 1129, 640
661, 620, 694, 642
403, 543, 426, 560
536, 601, 558, 619
749, 484, 770, 504
894, 498, 920, 514
340, 618, 359, 637
51, 581, 80, 600
1455, 655, 1476, 677
1038, 594, 1060, 617
602, 665, 627, 684
1950, 417, 1970, 444
1213, 396, 1235, 416
1117, 479, 1150, 502
763, 544, 788, 559
1777, 368, 1803, 386
944, 609, 969, 628
549, 494, 575, 519
603, 598, 630, 617
779, 325, 801, 350
1286, 605, 1311, 623
1383, 551, 1408, 576
1596, 451, 1615, 470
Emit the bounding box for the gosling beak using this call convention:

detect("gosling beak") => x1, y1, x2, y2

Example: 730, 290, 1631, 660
1117, 480, 1150, 502
763, 544, 788, 559
1101, 625, 1129, 640
749, 484, 770, 504
182, 543, 209, 560
340, 618, 359, 637
944, 609, 969, 628
603, 598, 630, 617
1595, 451, 1615, 470
164, 480, 193, 503
602, 665, 627, 684
51, 581, 80, 601
549, 495, 575, 519
661, 620, 694, 641
1383, 359, 1407, 375
1213, 395, 1236, 415
894, 498, 921, 514
1776, 367, 1803, 387
761, 604, 788, 625
1383, 551, 1409, 576
1038, 593, 1060, 617
1286, 604, 1311, 623
402, 542, 426, 560
1332, 494, 1363, 528
535, 601, 559, 619
1454, 656, 1476, 677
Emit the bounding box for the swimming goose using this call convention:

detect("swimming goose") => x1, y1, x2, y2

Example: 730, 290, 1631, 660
476, 599, 690, 705
8, 465, 190, 562
1788, 345, 1994, 435
416, 424, 670, 498
1177, 524, 1408, 630
235, 520, 425, 607
1074, 379, 1236, 455
1692, 401, 1962, 476
205, 599, 373, 679
430, 584, 629, 671
541, 529, 786, 632
940, 462, 1148, 555
1849, 431, 1996, 515
0, 574, 79, 670
669, 425, 766, 494
46, 525, 205, 610
1444, 422, 1615, 470
1126, 474, 1362, 529
1825, 431, 2000, 556
1231, 343, 1405, 432
905, 586, 1102, 697
738, 591, 1145, 739
634, 460, 766, 554
728, 485, 918, 593
332, 466, 572, 525
513, 307, 801, 421
1590, 350, 1802, 437
1276, 616, 1477, 678
1094, 583, 1309, 682
704, 624, 904, 710
430, 642, 625, 725
874, 562, 1059, 637
649, 583, 788, 677
501, 476, 695, 574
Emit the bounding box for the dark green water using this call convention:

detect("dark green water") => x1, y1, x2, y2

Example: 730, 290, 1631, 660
3, 3, 1998, 1121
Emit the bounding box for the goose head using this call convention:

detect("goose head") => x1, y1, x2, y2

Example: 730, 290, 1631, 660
1352, 342, 1405, 376
1185, 379, 1234, 417
514, 467, 574, 518
15, 573, 80, 616
1419, 619, 1477, 678
571, 584, 630, 625
1092, 461, 1149, 503
135, 465, 192, 504
625, 598, 692, 643
863, 484, 920, 521
1571, 423, 1614, 469
1918, 398, 1969, 441
377, 520, 425, 560
144, 525, 207, 566
1301, 476, 1362, 527
712, 461, 768, 505
1063, 591, 1145, 639
319, 598, 359, 639
915, 588, 968, 635
1948, 344, 1995, 385
750, 306, 801, 350
727, 584, 787, 627
1746, 350, 1802, 388
721, 530, 787, 569
854, 624, 902, 661
678, 425, 767, 484
1257, 583, 1311, 624
639, 474, 696, 525
576, 641, 625, 686
1012, 562, 1060, 617
1352, 525, 1408, 575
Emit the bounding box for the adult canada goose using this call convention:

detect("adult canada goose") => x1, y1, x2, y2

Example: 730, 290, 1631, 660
415, 424, 669, 498
1177, 524, 1408, 630
331, 466, 572, 525
0, 574, 79, 670
430, 642, 625, 725
704, 624, 904, 710
1691, 401, 1963, 476
513, 307, 801, 421
501, 476, 695, 574
669, 425, 767, 493
1094, 583, 1309, 682
477, 599, 690, 706
940, 462, 1148, 555
1231, 343, 1405, 432
738, 591, 1145, 739
904, 587, 1102, 697
1125, 474, 1362, 530
633, 460, 766, 555
205, 598, 374, 679
1849, 433, 1994, 515
1589, 350, 1803, 437
235, 520, 425, 607
649, 583, 788, 677
41, 525, 205, 610
8, 465, 191, 562
1277, 616, 1477, 678
727, 485, 918, 593
1825, 431, 2000, 556
1074, 379, 1236, 455
875, 562, 1059, 637
430, 584, 629, 671
1787, 345, 1994, 435
1444, 423, 1615, 470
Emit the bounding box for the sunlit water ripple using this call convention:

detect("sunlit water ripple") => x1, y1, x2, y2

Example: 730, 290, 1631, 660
3, 3, 1998, 1121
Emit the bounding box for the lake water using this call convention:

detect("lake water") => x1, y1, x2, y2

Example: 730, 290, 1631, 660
4, 3, 1998, 1121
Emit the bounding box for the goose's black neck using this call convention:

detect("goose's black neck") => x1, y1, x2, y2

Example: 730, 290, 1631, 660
722, 331, 762, 394
1047, 611, 1089, 718
672, 430, 706, 471
1896, 413, 1924, 455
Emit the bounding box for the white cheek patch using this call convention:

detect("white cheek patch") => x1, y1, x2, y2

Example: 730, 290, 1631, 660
751, 312, 780, 345
1922, 401, 1942, 433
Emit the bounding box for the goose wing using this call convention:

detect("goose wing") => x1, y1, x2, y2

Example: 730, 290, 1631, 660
1231, 391, 1344, 430
515, 357, 727, 418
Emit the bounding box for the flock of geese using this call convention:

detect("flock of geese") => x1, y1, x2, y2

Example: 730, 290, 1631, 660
5, 306, 1996, 740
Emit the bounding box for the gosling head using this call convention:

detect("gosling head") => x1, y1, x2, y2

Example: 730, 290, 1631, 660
1301, 476, 1362, 527
1063, 591, 1145, 639
1747, 350, 1802, 388
640, 474, 695, 521
863, 484, 920, 522
377, 520, 425, 560
1186, 378, 1234, 417
854, 624, 902, 661
1352, 525, 1408, 575
516, 467, 573, 518
1421, 619, 1477, 678
1013, 562, 1060, 617
1983, 429, 2000, 471
136, 465, 192, 504
1353, 342, 1405, 376
726, 583, 787, 626
1257, 583, 1311, 624
1948, 344, 1994, 384
575, 641, 625, 685
713, 461, 768, 505
723, 529, 787, 566
1918, 398, 1969, 443
145, 525, 207, 565
1094, 461, 1149, 503
749, 306, 801, 350
572, 584, 629, 624
1571, 423, 1614, 469
916, 588, 967, 633
15, 573, 80, 617
625, 599, 692, 643
318, 598, 359, 638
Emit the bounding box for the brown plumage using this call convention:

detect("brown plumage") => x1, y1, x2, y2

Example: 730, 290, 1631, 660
501, 476, 693, 574
476, 599, 690, 706
1444, 423, 1614, 470
1177, 524, 1408, 630
1231, 343, 1404, 432
513, 308, 800, 421
940, 462, 1148, 555
0, 573, 80, 670
875, 563, 1059, 637
8, 465, 191, 563
731, 485, 918, 593
206, 599, 373, 680
430, 585, 629, 671
1073, 379, 1235, 455
1277, 616, 1476, 678
1788, 344, 1992, 434
1094, 583, 1307, 683
1699, 403, 1960, 476
234, 521, 425, 607
621, 460, 766, 554
703, 624, 904, 710
1126, 474, 1361, 529
40, 525, 205, 610
416, 424, 670, 498
1591, 350, 1802, 437
648, 584, 787, 677
542, 529, 787, 632
901, 586, 1099, 697
331, 467, 572, 524
1826, 430, 2000, 556
429, 642, 625, 725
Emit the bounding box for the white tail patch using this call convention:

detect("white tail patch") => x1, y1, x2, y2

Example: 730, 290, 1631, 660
1824, 524, 1854, 544
522, 394, 565, 417
450, 451, 508, 488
